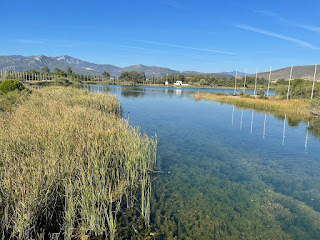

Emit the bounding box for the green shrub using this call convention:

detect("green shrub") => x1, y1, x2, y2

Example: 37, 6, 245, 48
55, 77, 70, 84
257, 90, 267, 99
311, 97, 320, 115
0, 79, 25, 93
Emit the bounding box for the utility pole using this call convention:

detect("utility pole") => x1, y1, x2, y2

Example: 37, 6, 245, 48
267, 66, 272, 97
234, 70, 237, 95
254, 67, 258, 96
311, 64, 317, 101
287, 65, 293, 100
243, 69, 247, 93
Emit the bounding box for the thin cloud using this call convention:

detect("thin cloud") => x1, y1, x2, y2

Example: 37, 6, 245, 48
296, 24, 320, 33
112, 44, 184, 54
253, 9, 320, 34
136, 40, 236, 55
238, 25, 319, 49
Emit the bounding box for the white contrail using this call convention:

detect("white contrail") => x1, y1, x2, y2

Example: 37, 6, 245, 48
238, 25, 319, 49
136, 40, 236, 55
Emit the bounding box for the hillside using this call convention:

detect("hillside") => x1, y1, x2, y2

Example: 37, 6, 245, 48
0, 55, 235, 78
257, 65, 320, 81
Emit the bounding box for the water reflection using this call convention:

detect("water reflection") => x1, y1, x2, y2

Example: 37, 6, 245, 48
282, 115, 286, 145
263, 113, 267, 140
305, 121, 310, 152
250, 111, 254, 134
228, 104, 320, 151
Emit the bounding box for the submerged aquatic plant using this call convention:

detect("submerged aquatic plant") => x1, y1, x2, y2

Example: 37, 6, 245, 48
0, 87, 157, 239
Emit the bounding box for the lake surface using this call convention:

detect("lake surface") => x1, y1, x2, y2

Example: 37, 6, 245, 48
84, 85, 320, 239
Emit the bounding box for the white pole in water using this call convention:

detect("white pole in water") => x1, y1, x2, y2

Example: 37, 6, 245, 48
305, 121, 310, 152
263, 113, 267, 140
311, 64, 317, 101
243, 69, 247, 93
240, 109, 244, 130
254, 67, 258, 96
267, 66, 272, 97
234, 70, 237, 95
282, 115, 286, 145
287, 65, 293, 100
232, 105, 235, 127
250, 110, 254, 134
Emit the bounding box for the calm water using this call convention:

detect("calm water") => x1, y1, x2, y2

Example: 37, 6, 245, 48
84, 85, 320, 239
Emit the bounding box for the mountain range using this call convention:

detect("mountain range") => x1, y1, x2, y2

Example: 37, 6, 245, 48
0, 55, 239, 78
0, 55, 318, 80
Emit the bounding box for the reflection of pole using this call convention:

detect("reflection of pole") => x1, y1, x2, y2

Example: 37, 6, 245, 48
243, 69, 247, 93
234, 70, 237, 95
287, 65, 293, 100
263, 113, 267, 140
311, 64, 317, 101
250, 111, 254, 134
254, 67, 258, 96
282, 115, 286, 145
305, 121, 310, 152
232, 105, 235, 127
240, 109, 244, 130
267, 66, 272, 97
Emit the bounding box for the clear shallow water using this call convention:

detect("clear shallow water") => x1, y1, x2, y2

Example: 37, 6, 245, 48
84, 85, 320, 239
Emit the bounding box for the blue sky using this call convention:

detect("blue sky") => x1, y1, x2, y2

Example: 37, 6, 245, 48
1, 0, 319, 73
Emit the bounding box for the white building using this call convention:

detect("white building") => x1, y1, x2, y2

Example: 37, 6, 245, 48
174, 80, 189, 86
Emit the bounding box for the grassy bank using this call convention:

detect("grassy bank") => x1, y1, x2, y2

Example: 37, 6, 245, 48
0, 87, 157, 239
194, 92, 311, 116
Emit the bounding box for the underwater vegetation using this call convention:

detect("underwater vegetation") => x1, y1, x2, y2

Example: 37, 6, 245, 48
147, 131, 320, 239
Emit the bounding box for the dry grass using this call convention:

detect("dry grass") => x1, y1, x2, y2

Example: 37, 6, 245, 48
0, 87, 157, 239
194, 92, 311, 116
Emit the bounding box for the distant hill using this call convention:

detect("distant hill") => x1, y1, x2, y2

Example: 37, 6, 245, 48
0, 55, 235, 78
0, 55, 99, 76
1, 55, 316, 80
257, 65, 320, 81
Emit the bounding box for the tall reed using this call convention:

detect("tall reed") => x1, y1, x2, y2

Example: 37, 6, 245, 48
194, 92, 311, 116
0, 87, 157, 239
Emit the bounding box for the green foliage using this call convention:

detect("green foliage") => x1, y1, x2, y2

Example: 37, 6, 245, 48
119, 71, 146, 84
257, 90, 267, 99
55, 77, 70, 85
41, 66, 50, 73
0, 79, 25, 93
0, 89, 29, 112
67, 66, 73, 76
275, 78, 319, 99
102, 71, 111, 78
